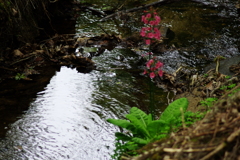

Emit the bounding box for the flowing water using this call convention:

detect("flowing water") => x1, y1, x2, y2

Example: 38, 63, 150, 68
0, 48, 166, 159
0, 0, 240, 159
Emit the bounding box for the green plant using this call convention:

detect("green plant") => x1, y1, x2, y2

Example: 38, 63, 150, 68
15, 73, 26, 80
228, 88, 240, 97
203, 74, 208, 77
227, 84, 236, 89
107, 98, 188, 159
220, 85, 228, 90
200, 97, 218, 108
225, 75, 231, 79
220, 83, 236, 90
183, 111, 205, 126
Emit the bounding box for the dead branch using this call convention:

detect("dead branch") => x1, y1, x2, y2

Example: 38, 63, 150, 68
100, 0, 181, 21
10, 54, 36, 66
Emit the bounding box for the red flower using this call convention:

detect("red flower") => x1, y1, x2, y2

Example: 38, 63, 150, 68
149, 20, 156, 26
146, 13, 151, 19
145, 39, 151, 45
155, 61, 163, 68
140, 28, 146, 37
158, 70, 163, 77
154, 15, 161, 25
147, 32, 155, 39
143, 69, 148, 75
146, 59, 154, 68
150, 72, 155, 79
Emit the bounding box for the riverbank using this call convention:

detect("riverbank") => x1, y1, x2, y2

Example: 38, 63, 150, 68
1, 0, 240, 159
0, 0, 86, 83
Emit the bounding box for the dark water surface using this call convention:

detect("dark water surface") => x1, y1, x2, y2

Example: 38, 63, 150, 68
0, 0, 240, 159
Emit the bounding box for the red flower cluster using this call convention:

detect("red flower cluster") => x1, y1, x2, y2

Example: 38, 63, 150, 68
140, 11, 161, 45
140, 10, 164, 79
143, 55, 163, 79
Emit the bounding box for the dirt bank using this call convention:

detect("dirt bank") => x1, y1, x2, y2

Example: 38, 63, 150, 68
0, 0, 74, 52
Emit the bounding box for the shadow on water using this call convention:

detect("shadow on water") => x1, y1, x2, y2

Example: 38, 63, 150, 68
0, 0, 240, 159
0, 65, 61, 138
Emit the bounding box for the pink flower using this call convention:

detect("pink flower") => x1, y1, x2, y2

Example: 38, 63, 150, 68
141, 15, 145, 22
140, 28, 146, 37
150, 72, 155, 79
149, 20, 156, 26
148, 59, 154, 64
141, 15, 146, 23
151, 67, 158, 71
154, 27, 159, 32
143, 69, 147, 75
146, 59, 154, 68
154, 33, 160, 40
146, 13, 151, 19
153, 28, 161, 40
158, 70, 163, 77
145, 39, 151, 45
154, 15, 161, 25
155, 61, 163, 68
147, 32, 155, 39
146, 27, 151, 31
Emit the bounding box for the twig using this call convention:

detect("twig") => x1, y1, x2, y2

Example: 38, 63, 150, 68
163, 146, 216, 153
0, 66, 17, 72
130, 146, 163, 160
200, 143, 226, 160
10, 54, 36, 66
200, 128, 240, 160
100, 0, 180, 21
97, 24, 111, 37
167, 91, 171, 105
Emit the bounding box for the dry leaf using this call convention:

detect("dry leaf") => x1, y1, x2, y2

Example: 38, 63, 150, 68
205, 81, 214, 90
13, 49, 24, 57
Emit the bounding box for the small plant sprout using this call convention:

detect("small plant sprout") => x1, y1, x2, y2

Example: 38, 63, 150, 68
200, 97, 218, 109
203, 74, 208, 77
225, 75, 231, 79
15, 73, 26, 80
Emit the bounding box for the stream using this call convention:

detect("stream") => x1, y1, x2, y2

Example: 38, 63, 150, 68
0, 0, 240, 159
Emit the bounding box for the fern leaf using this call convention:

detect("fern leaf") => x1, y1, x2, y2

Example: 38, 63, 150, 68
160, 98, 188, 124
